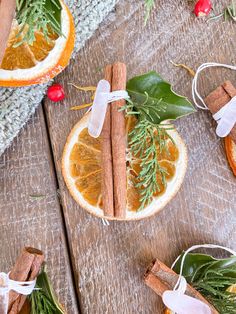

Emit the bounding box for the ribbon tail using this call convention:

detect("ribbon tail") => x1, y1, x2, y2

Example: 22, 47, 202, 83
163, 291, 211, 314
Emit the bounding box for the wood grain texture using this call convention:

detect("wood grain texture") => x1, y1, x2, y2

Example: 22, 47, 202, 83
0, 106, 78, 313
43, 0, 236, 313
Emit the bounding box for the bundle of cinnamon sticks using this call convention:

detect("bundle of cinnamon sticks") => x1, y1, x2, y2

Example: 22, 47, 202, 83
101, 62, 127, 218
7, 247, 44, 314
144, 259, 218, 314
205, 80, 236, 143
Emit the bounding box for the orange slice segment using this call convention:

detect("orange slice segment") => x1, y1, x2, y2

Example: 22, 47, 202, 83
0, 0, 75, 87
62, 113, 188, 220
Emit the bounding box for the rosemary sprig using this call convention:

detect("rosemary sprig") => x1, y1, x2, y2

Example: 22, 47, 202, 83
174, 254, 236, 314
194, 268, 236, 313
124, 99, 174, 210
15, 0, 62, 46
29, 270, 65, 314
208, 1, 236, 22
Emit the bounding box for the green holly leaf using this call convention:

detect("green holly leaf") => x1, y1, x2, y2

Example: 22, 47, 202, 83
126, 71, 195, 124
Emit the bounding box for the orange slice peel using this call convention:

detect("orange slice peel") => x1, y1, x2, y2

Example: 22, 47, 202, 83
0, 0, 75, 87
225, 136, 236, 176
62, 112, 188, 221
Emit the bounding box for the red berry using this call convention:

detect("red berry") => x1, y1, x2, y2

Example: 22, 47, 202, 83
194, 0, 212, 17
47, 84, 65, 102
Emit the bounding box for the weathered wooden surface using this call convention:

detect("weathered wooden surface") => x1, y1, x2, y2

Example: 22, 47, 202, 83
44, 0, 236, 313
0, 106, 78, 313
1, 0, 236, 313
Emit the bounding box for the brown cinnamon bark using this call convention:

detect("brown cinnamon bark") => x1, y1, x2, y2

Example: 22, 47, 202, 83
0, 0, 16, 65
101, 65, 114, 217
144, 259, 218, 314
8, 247, 44, 314
111, 62, 127, 218
205, 80, 236, 143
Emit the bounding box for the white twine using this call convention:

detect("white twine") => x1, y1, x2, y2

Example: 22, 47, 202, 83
162, 244, 236, 314
192, 62, 236, 138
102, 218, 110, 226
88, 79, 129, 138
0, 272, 36, 314
105, 90, 129, 103
171, 244, 236, 293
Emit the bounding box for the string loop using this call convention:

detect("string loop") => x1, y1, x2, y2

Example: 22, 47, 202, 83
192, 62, 236, 137
88, 79, 129, 138
171, 244, 236, 292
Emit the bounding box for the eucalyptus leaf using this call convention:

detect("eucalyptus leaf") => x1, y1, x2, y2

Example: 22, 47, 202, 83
126, 71, 195, 124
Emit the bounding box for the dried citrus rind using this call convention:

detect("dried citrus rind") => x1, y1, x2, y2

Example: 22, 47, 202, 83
62, 113, 188, 220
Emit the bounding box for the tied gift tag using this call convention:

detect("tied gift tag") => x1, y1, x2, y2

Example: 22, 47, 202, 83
213, 96, 236, 137
192, 62, 236, 138
0, 272, 36, 314
88, 79, 129, 138
163, 291, 211, 314
162, 244, 236, 314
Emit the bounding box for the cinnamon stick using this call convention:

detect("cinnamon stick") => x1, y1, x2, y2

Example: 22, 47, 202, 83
111, 62, 127, 218
144, 259, 218, 314
8, 247, 44, 314
205, 80, 236, 143
0, 0, 16, 66
101, 65, 114, 217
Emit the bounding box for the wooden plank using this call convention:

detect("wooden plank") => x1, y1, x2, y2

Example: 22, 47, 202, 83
44, 0, 236, 313
0, 106, 79, 313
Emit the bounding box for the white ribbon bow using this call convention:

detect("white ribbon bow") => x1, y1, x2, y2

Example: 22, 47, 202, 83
88, 79, 130, 138
162, 244, 236, 314
0, 272, 36, 314
192, 62, 236, 138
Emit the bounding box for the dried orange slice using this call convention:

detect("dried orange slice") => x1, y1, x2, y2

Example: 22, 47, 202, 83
62, 113, 188, 220
225, 136, 236, 176
0, 1, 75, 87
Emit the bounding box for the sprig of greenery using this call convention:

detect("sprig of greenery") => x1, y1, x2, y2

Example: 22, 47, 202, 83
30, 289, 58, 314
29, 270, 65, 314
209, 1, 236, 22
174, 253, 236, 314
124, 99, 174, 210
225, 1, 236, 21
16, 0, 62, 46
125, 71, 194, 210
194, 269, 236, 313
144, 0, 155, 24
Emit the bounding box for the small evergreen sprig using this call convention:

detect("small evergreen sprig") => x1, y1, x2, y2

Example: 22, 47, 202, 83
193, 267, 236, 313
174, 254, 236, 314
209, 1, 236, 22
29, 270, 65, 314
16, 0, 62, 46
123, 98, 174, 210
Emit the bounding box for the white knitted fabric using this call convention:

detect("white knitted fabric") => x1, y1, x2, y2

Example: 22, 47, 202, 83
0, 0, 117, 155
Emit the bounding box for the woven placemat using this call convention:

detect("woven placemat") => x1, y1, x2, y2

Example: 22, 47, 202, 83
0, 0, 117, 156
